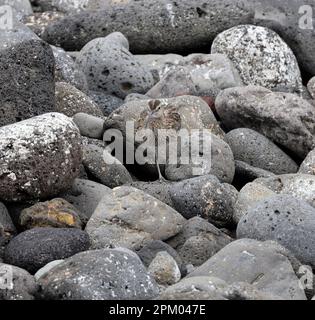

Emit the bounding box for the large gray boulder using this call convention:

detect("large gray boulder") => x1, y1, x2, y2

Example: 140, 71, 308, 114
0, 113, 82, 202
188, 239, 306, 300
216, 86, 315, 158
211, 25, 302, 92
237, 195, 315, 269
86, 186, 186, 250
37, 248, 159, 300
0, 23, 55, 126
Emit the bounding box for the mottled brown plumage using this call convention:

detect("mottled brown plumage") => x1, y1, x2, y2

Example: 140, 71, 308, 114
136, 100, 182, 181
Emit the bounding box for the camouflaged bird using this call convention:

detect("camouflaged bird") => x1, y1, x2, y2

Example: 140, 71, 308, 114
136, 100, 182, 181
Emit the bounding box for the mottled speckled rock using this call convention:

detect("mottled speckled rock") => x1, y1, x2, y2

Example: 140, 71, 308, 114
188, 239, 306, 300
226, 128, 298, 174
19, 198, 84, 230
254, 174, 315, 209
299, 149, 315, 175
0, 23, 55, 126
148, 251, 181, 286
55, 82, 103, 117
0, 113, 82, 202
216, 86, 315, 158
169, 176, 238, 227
38, 248, 159, 300
83, 144, 132, 188
4, 227, 90, 274
167, 217, 232, 267
86, 186, 185, 250
76, 33, 154, 98
237, 195, 315, 268
60, 179, 111, 219
147, 54, 243, 99
51, 46, 87, 92
73, 113, 105, 139
0, 263, 38, 300
41, 0, 253, 53
211, 25, 302, 92
0, 203, 16, 259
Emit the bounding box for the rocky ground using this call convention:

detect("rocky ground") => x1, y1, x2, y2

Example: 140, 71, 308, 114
1, 0, 315, 300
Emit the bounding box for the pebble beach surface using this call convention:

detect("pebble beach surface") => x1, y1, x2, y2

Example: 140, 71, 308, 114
1, 0, 315, 301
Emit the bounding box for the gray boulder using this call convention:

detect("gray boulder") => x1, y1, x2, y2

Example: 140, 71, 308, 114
299, 149, 315, 175
211, 25, 302, 92
37, 248, 159, 300
76, 33, 154, 98
188, 239, 306, 300
237, 195, 315, 268
85, 186, 185, 250
73, 113, 105, 139
0, 23, 55, 126
4, 227, 90, 274
0, 263, 38, 300
216, 86, 315, 158
226, 128, 298, 174
0, 113, 82, 202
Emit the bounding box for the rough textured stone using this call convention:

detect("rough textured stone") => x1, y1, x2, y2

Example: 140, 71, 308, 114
211, 25, 302, 92
216, 86, 315, 158
86, 186, 185, 250
88, 91, 123, 116
60, 179, 111, 219
147, 54, 243, 99
0, 263, 38, 300
55, 82, 103, 117
167, 217, 232, 267
73, 113, 105, 139
76, 33, 154, 98
237, 195, 315, 268
19, 198, 84, 230
51, 46, 87, 92
4, 227, 90, 274
83, 143, 132, 188
299, 149, 315, 175
38, 248, 159, 300
188, 239, 306, 300
0, 113, 82, 202
254, 174, 315, 209
169, 176, 238, 227
226, 128, 298, 174
0, 23, 55, 126
148, 251, 181, 285
41, 0, 253, 53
